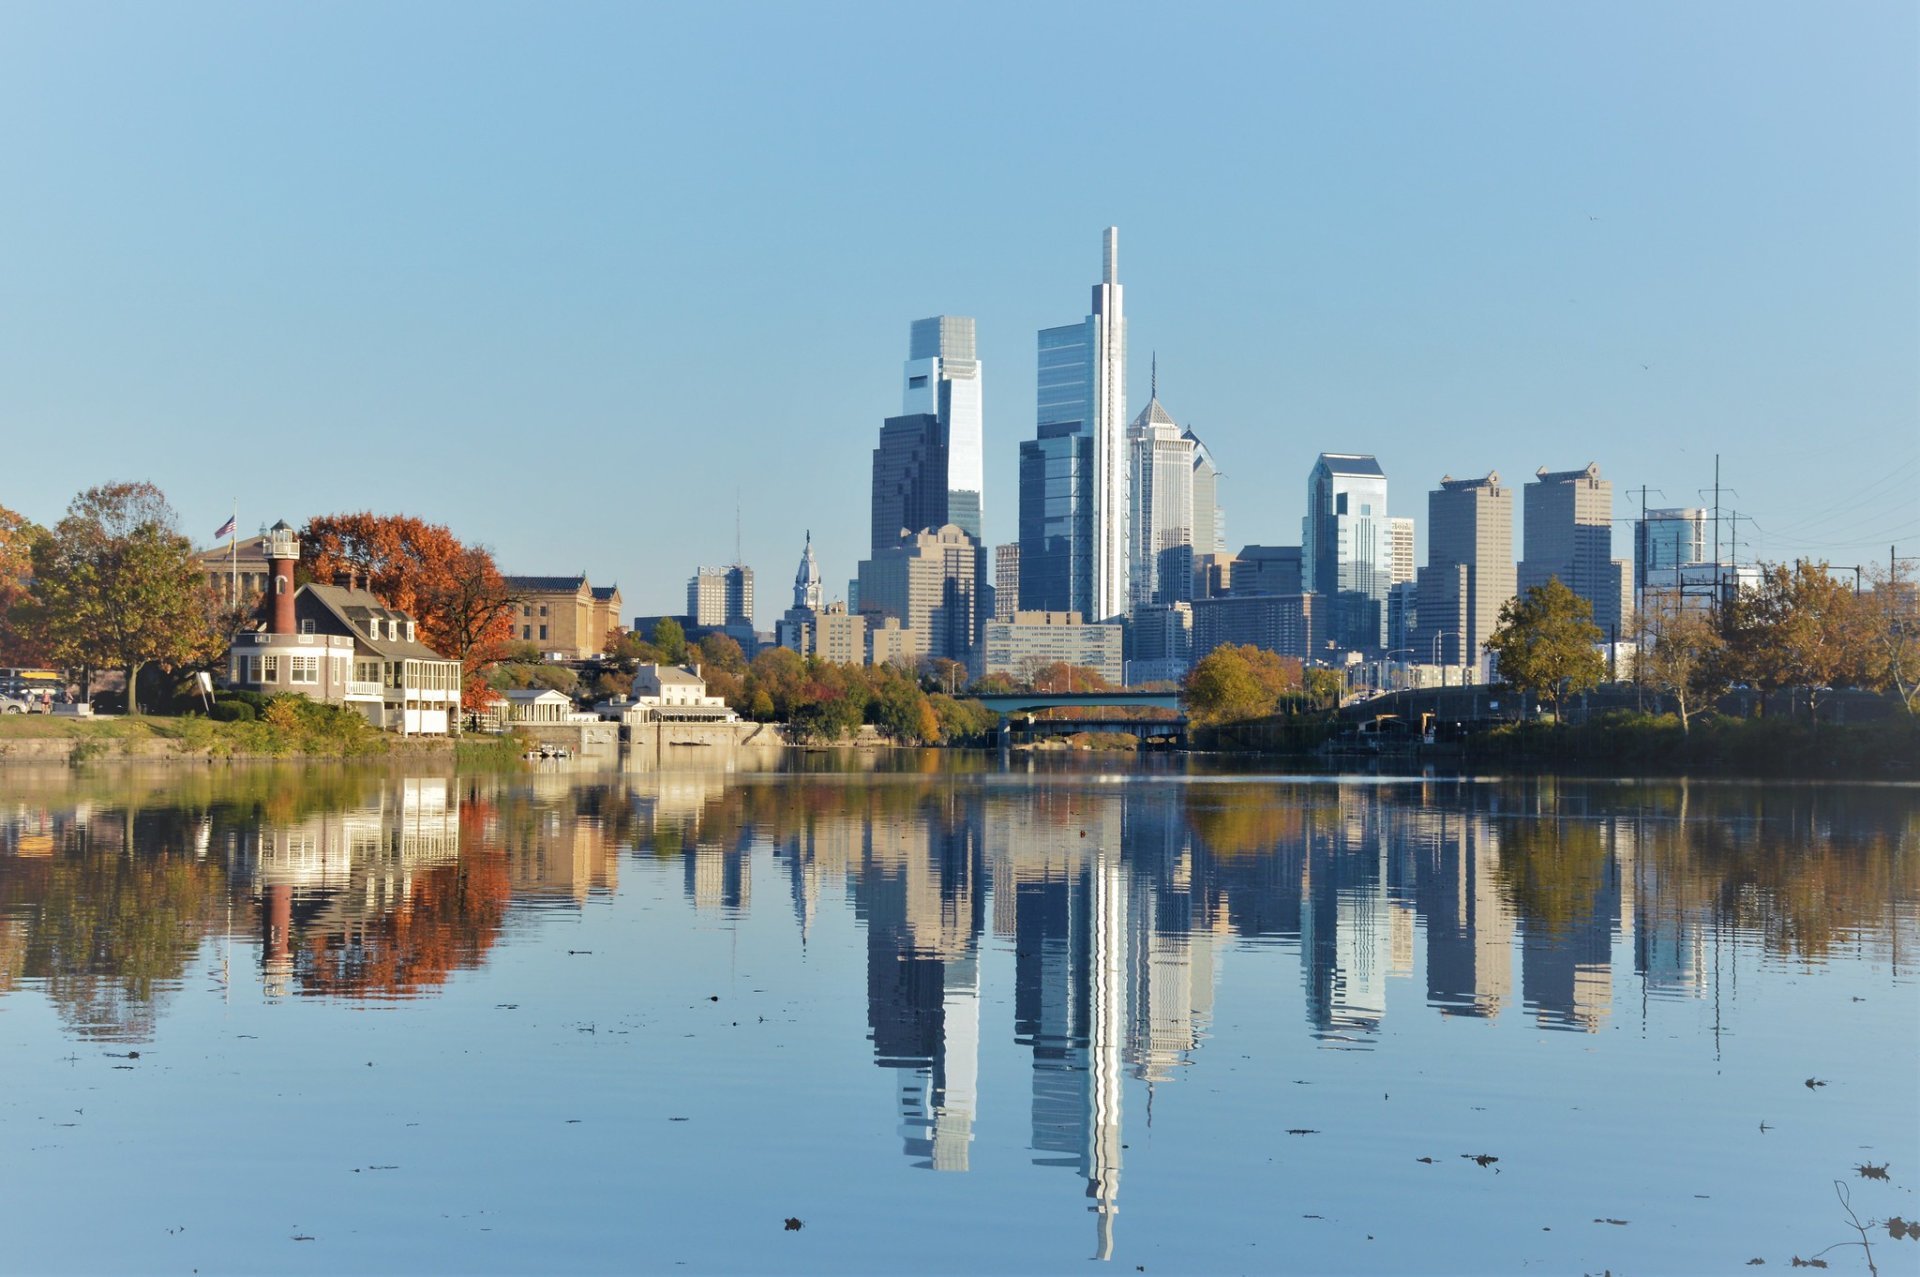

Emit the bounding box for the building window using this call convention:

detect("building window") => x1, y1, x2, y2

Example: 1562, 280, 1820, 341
405, 622, 414, 642
290, 655, 319, 684
522, 625, 532, 639
262, 655, 280, 683
299, 618, 315, 635
274, 576, 286, 595
539, 625, 548, 640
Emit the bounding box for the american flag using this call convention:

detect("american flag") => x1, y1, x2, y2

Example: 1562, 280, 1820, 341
213, 515, 236, 540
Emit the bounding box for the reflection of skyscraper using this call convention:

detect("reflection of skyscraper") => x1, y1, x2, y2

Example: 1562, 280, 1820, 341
1418, 810, 1514, 1017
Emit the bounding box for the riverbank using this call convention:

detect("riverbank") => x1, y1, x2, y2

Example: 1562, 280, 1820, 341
0, 712, 518, 764
1465, 712, 1920, 779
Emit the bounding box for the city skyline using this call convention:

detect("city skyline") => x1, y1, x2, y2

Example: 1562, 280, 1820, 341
2, 5, 1912, 627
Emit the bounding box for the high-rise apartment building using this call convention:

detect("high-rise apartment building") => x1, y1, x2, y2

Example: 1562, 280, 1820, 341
1029, 228, 1127, 620
1303, 453, 1391, 651
1519, 463, 1630, 635
902, 316, 984, 542
1414, 472, 1516, 668
688, 564, 753, 628
1127, 394, 1196, 609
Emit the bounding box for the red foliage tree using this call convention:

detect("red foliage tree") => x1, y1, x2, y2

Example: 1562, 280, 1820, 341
301, 513, 516, 705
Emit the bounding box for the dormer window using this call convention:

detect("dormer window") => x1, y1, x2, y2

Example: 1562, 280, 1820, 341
405, 621, 415, 642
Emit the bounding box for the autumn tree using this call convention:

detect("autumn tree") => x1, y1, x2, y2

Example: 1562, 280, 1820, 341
0, 502, 49, 665
1484, 577, 1606, 719
1861, 563, 1919, 713
1183, 644, 1304, 724
1722, 560, 1868, 720
28, 483, 216, 712
1632, 590, 1727, 732
302, 513, 516, 704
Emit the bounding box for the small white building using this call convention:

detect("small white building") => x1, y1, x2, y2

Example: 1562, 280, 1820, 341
501, 688, 586, 725
602, 664, 737, 725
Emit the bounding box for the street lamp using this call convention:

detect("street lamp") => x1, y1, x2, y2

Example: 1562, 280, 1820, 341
1383, 649, 1415, 695
1430, 631, 1463, 686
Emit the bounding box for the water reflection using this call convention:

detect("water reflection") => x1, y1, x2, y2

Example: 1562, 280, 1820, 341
0, 764, 1914, 1256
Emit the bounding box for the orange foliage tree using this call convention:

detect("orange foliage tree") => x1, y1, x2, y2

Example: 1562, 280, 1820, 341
301, 513, 517, 705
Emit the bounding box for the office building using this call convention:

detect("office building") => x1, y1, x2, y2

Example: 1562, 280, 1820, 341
902, 316, 984, 543
1030, 227, 1127, 620
1017, 424, 1092, 613
976, 611, 1124, 686
993, 544, 1020, 623
870, 414, 948, 554
856, 524, 980, 664
1128, 392, 1196, 607
1303, 453, 1391, 651
1188, 427, 1223, 558
688, 564, 753, 629
1634, 507, 1711, 610
1414, 472, 1516, 668
1519, 463, 1630, 636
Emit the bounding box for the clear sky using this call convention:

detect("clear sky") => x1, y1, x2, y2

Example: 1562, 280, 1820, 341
2, 2, 1913, 625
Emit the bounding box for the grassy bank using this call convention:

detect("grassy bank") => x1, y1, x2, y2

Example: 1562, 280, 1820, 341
0, 704, 459, 762
1468, 712, 1920, 780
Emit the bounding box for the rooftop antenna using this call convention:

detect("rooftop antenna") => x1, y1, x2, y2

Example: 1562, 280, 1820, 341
734, 490, 742, 567
1151, 351, 1157, 400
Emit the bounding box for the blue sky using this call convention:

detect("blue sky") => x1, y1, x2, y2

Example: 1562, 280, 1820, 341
2, 2, 1913, 624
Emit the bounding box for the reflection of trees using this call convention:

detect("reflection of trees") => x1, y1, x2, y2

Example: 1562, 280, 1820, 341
0, 825, 229, 1041
1495, 816, 1610, 941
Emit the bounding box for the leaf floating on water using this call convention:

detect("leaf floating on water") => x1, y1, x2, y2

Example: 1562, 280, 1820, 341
783, 1217, 804, 1232
1286, 1129, 1319, 1136
1887, 1217, 1916, 1240
1462, 1154, 1499, 1167
1855, 1162, 1890, 1180
1416, 1157, 1435, 1164
1788, 1258, 1828, 1268
1804, 1078, 1827, 1089
1594, 1218, 1629, 1226
1746, 1260, 1765, 1266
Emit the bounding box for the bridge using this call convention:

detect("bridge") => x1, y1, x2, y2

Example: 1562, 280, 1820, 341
971, 690, 1183, 715
969, 691, 1188, 748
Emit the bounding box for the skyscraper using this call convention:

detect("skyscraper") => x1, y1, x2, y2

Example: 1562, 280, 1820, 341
1414, 472, 1516, 668
1519, 463, 1630, 635
902, 316, 984, 542
1388, 517, 1416, 588
1029, 228, 1128, 620
870, 414, 948, 555
1187, 427, 1223, 558
1018, 423, 1092, 613
994, 543, 1020, 623
1303, 453, 1391, 651
1127, 391, 1196, 608
855, 525, 980, 664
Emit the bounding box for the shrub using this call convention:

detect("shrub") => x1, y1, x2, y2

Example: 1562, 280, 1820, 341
210, 700, 256, 723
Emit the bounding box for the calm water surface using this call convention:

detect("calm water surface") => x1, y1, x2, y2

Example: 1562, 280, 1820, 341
1, 757, 1915, 1275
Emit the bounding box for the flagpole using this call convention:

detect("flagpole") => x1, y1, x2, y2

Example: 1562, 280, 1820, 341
229, 501, 238, 607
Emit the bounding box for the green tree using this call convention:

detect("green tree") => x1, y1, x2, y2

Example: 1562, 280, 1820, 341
695, 632, 747, 676
1484, 577, 1606, 719
28, 483, 215, 713
651, 617, 688, 664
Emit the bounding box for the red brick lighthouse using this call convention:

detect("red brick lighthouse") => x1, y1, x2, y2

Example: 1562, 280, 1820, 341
266, 519, 299, 635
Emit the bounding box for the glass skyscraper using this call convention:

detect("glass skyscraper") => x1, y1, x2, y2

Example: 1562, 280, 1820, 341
1018, 423, 1092, 613
1303, 453, 1391, 652
1024, 228, 1128, 620
902, 316, 983, 543
1128, 394, 1196, 609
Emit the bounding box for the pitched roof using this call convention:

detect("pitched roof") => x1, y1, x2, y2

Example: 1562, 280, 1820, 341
301, 583, 453, 661
1317, 452, 1385, 477
1131, 396, 1178, 430
589, 584, 619, 602
504, 574, 588, 594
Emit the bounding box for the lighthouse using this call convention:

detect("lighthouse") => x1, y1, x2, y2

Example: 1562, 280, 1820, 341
265, 520, 299, 636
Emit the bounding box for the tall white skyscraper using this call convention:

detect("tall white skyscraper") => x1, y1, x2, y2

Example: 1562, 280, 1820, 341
1035, 228, 1128, 620
1128, 388, 1197, 608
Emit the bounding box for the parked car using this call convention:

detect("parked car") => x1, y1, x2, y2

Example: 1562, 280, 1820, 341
0, 693, 32, 714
